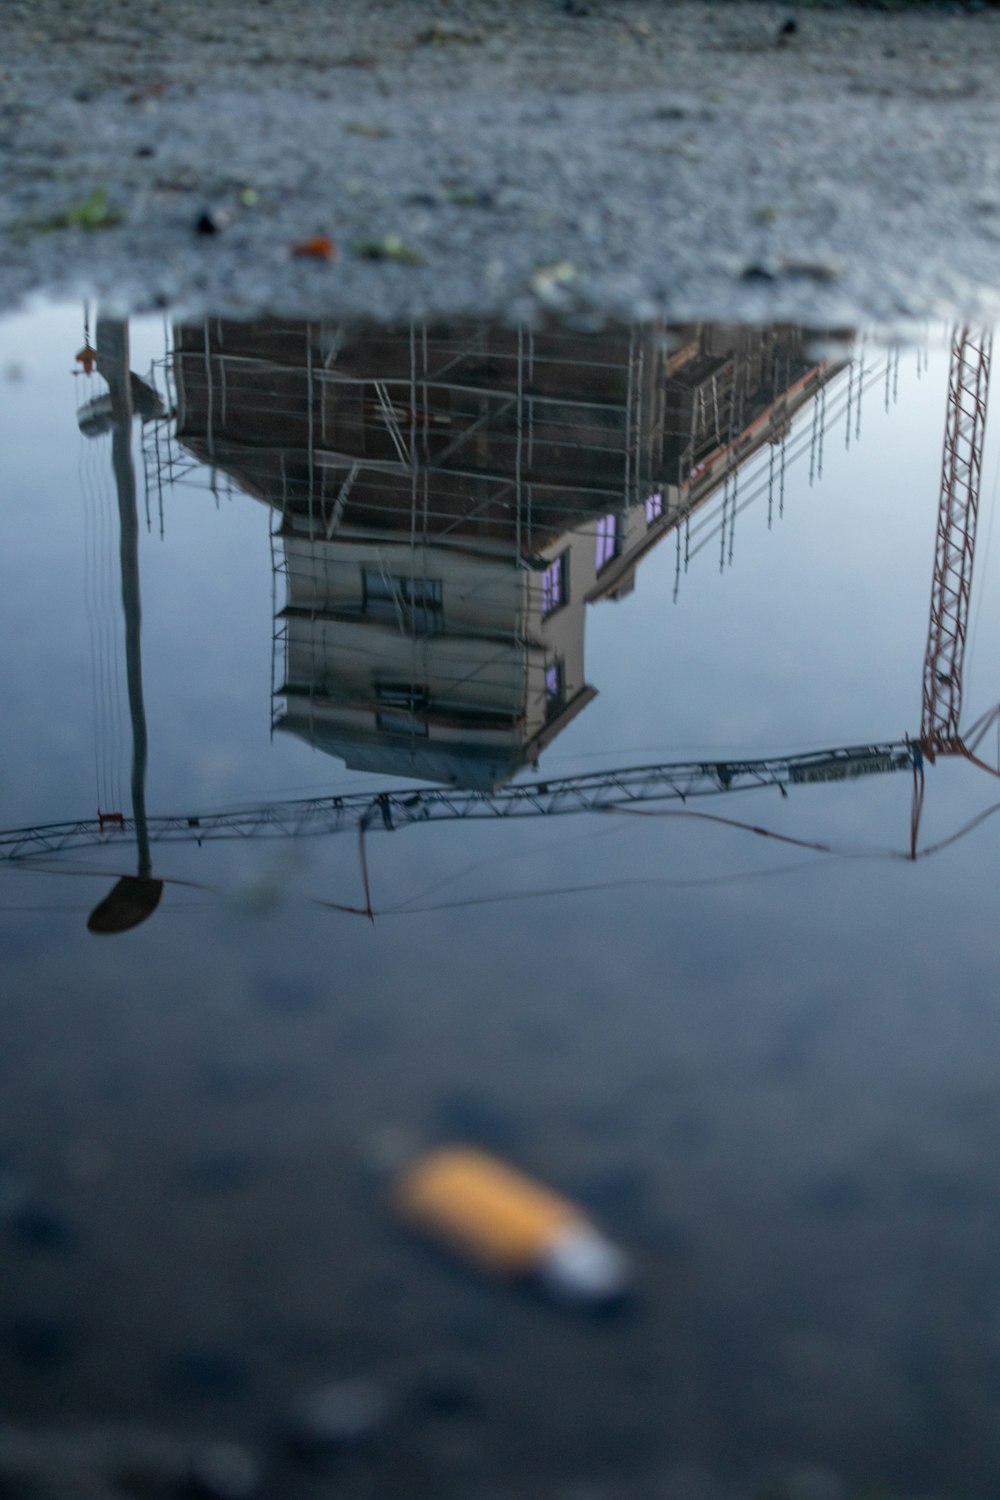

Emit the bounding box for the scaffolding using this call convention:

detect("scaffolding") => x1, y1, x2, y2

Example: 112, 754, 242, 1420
156, 320, 667, 763
141, 319, 900, 787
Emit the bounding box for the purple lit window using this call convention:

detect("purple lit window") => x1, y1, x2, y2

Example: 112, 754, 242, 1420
645, 491, 664, 525
542, 555, 566, 616
596, 513, 619, 571
544, 660, 564, 719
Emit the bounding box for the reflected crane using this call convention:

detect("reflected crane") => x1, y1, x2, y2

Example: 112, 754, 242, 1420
911, 326, 1000, 855
0, 741, 920, 863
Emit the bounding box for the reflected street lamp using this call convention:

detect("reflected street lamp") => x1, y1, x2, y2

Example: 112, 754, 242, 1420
82, 318, 163, 934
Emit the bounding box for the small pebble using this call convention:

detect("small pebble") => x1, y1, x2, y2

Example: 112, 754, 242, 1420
288, 1379, 389, 1457
741, 260, 779, 283
195, 210, 222, 236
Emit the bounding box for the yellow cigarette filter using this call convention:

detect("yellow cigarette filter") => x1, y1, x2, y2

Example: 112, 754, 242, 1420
393, 1146, 631, 1305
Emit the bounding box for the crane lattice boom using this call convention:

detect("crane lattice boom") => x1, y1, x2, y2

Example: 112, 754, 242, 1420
0, 742, 917, 863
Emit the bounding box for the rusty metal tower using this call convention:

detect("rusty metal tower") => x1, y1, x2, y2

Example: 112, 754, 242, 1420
920, 327, 993, 761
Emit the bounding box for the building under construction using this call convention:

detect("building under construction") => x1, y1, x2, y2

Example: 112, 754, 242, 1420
167, 320, 843, 790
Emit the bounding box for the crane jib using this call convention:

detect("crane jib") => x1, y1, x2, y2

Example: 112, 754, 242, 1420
0, 742, 920, 861
789, 750, 914, 784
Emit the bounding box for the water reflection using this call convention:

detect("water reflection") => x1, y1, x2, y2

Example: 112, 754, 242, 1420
6, 315, 995, 897
4, 308, 1000, 1500
4, 316, 913, 876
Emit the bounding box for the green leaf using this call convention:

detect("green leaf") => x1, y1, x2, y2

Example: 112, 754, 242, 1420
355, 233, 424, 265
32, 189, 123, 232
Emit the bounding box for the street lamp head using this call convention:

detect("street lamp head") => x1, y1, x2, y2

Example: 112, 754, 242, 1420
87, 876, 163, 934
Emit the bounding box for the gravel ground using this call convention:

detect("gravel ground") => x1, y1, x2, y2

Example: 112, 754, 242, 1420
2, 0, 1000, 326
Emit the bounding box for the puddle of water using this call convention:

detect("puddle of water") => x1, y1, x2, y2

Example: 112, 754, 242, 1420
1, 306, 1000, 1498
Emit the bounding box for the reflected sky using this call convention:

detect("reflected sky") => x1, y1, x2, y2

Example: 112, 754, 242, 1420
2, 306, 1000, 1498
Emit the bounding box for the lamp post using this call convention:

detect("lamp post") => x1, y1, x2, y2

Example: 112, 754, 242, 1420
86, 318, 163, 934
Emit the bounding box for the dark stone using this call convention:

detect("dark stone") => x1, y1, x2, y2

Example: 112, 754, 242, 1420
135, 145, 156, 158
778, 17, 798, 37
741, 261, 778, 283
195, 210, 221, 236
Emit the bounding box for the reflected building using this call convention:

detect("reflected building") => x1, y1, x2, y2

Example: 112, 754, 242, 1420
168, 321, 842, 789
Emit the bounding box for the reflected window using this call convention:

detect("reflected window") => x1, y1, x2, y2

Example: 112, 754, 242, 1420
544, 659, 565, 720
596, 513, 620, 571
645, 491, 664, 525
362, 568, 443, 634
375, 682, 429, 735
542, 554, 567, 617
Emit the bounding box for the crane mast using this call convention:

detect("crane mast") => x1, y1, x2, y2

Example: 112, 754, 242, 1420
921, 327, 993, 760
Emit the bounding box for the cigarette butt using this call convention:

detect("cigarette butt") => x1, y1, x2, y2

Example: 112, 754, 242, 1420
393, 1146, 631, 1305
